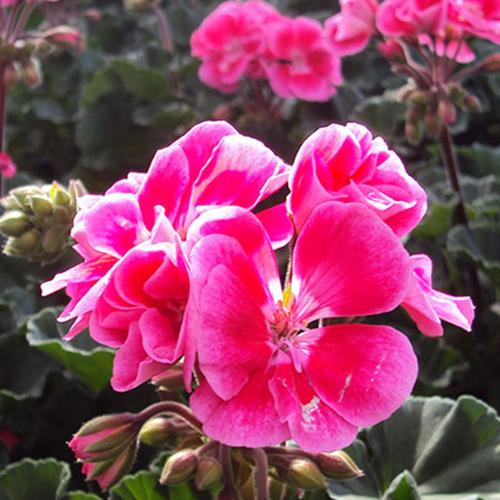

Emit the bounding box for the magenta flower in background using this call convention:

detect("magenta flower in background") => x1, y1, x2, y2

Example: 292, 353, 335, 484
325, 0, 378, 56
448, 0, 500, 44
190, 1, 281, 92
0, 152, 16, 178
265, 16, 342, 102
288, 122, 428, 237
402, 254, 475, 336
185, 203, 417, 452
377, 0, 448, 37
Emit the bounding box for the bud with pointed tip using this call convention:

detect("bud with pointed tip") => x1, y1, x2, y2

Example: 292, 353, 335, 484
288, 458, 327, 490
438, 99, 457, 124
479, 53, 500, 73
463, 93, 482, 113
69, 413, 140, 490
313, 451, 363, 481
0, 210, 32, 237
21, 57, 42, 88
195, 457, 222, 490
138, 417, 176, 447
3, 63, 19, 89
160, 449, 198, 485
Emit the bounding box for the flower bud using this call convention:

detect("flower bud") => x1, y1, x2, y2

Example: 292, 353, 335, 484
21, 57, 42, 88
478, 53, 500, 73
124, 0, 160, 13
0, 180, 84, 263
4, 229, 41, 256
0, 210, 32, 237
195, 457, 222, 490
288, 458, 327, 490
438, 99, 457, 124
152, 365, 185, 393
378, 40, 405, 63
463, 94, 482, 113
405, 121, 422, 146
70, 413, 139, 490
138, 417, 176, 447
3, 63, 19, 89
424, 111, 442, 137
160, 449, 198, 485
313, 451, 363, 481
0, 152, 16, 178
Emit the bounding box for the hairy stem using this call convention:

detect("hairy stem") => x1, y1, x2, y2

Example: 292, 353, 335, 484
251, 449, 270, 500
151, 3, 173, 52
137, 401, 203, 433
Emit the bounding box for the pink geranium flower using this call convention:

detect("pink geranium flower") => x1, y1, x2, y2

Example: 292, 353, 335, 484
185, 203, 417, 452
190, 1, 281, 92
325, 0, 378, 56
288, 122, 428, 237
265, 16, 342, 102
448, 0, 500, 45
377, 0, 448, 36
402, 254, 475, 336
0, 152, 16, 178
42, 121, 289, 390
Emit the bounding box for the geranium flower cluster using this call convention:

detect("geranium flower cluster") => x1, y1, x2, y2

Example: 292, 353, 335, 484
43, 121, 474, 457
190, 1, 342, 101
328, 0, 500, 60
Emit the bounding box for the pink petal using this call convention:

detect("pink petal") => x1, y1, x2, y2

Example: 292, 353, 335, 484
83, 194, 147, 258
301, 324, 418, 427
269, 352, 358, 452
292, 202, 412, 322
189, 236, 276, 399
191, 134, 288, 213
190, 375, 290, 448
111, 322, 169, 392
137, 145, 190, 230
255, 203, 294, 250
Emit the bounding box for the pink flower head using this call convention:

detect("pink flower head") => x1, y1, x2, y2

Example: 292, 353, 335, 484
418, 31, 476, 62
288, 122, 428, 237
325, 0, 378, 56
185, 203, 417, 452
0, 152, 16, 178
377, 0, 449, 36
191, 1, 280, 92
69, 414, 138, 489
42, 121, 290, 390
402, 254, 475, 336
448, 0, 500, 44
265, 16, 342, 102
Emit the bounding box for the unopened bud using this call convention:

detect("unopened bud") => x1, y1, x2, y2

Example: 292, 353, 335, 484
21, 57, 42, 88
0, 210, 31, 237
409, 90, 429, 110
438, 99, 457, 124
463, 93, 482, 113
424, 111, 442, 136
124, 0, 160, 13
4, 229, 41, 256
86, 445, 136, 489
479, 53, 500, 73
139, 417, 176, 447
161, 449, 198, 485
29, 195, 53, 217
447, 82, 466, 107
52, 184, 71, 206
314, 451, 363, 481
152, 366, 185, 393
405, 121, 422, 146
288, 458, 327, 490
3, 63, 19, 89
378, 40, 405, 63
195, 457, 222, 490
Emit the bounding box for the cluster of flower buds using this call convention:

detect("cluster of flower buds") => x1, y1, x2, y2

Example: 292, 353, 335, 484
0, 180, 85, 263
69, 413, 141, 490
400, 80, 483, 145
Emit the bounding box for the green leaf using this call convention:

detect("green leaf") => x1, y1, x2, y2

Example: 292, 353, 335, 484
382, 471, 421, 500
457, 144, 500, 178
26, 308, 114, 393
109, 471, 171, 500
411, 202, 455, 240
328, 396, 500, 500
67, 492, 103, 500
0, 458, 70, 500
447, 221, 500, 286
350, 97, 406, 141
0, 331, 58, 406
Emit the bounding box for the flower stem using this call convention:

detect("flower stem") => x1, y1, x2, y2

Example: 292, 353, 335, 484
439, 123, 468, 225
219, 444, 241, 500
251, 449, 270, 500
151, 3, 173, 52
137, 401, 203, 433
